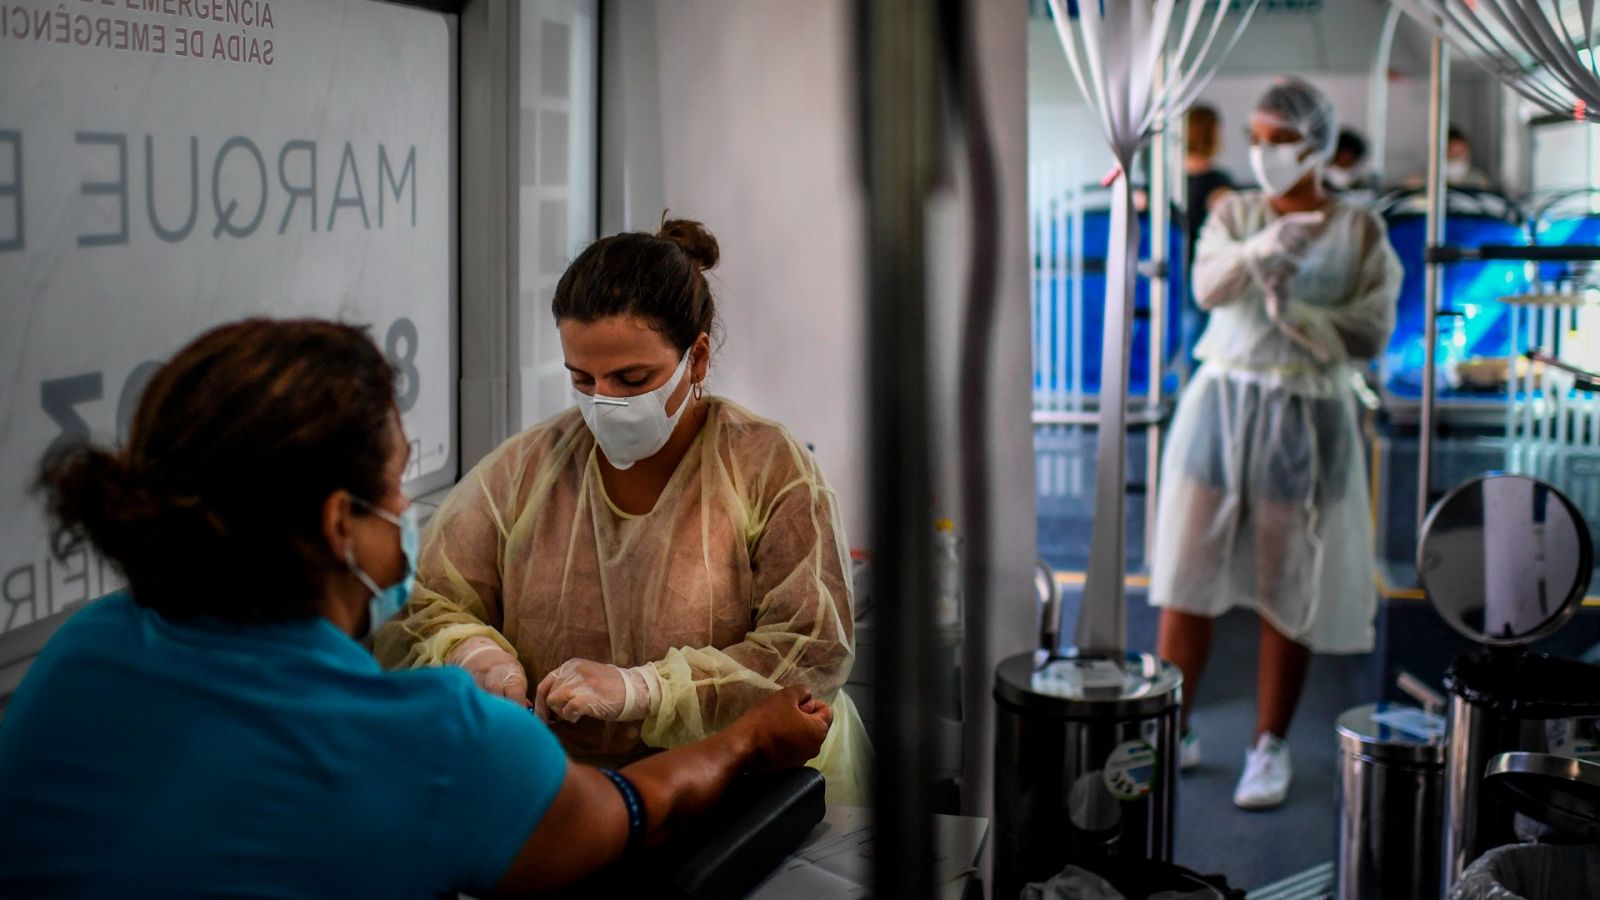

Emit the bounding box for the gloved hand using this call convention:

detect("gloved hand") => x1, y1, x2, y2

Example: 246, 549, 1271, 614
1244, 210, 1325, 276
1264, 293, 1336, 364
448, 636, 530, 707
536, 658, 661, 724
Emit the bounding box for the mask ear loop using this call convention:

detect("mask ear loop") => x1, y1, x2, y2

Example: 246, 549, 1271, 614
345, 543, 386, 598
343, 493, 400, 598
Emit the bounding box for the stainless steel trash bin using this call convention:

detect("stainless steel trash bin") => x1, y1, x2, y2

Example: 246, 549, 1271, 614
1335, 702, 1446, 900
1414, 473, 1598, 893
993, 650, 1182, 900
1442, 652, 1600, 888
1448, 752, 1600, 899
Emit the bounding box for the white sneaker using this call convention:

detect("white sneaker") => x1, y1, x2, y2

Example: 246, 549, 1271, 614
1233, 733, 1291, 810
1179, 732, 1201, 771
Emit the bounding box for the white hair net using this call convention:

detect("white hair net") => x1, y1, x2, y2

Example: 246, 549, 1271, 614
1251, 77, 1338, 161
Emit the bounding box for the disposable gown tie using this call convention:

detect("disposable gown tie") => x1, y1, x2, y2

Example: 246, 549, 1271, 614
375, 398, 870, 803
1149, 192, 1402, 652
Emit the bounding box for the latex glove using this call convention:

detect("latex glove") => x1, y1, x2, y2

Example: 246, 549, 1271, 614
1260, 269, 1293, 322
536, 658, 660, 724
1244, 210, 1325, 275
1264, 294, 1336, 364
448, 636, 530, 707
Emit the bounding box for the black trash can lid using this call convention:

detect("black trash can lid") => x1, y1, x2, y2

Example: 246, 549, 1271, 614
1445, 651, 1600, 717
994, 650, 1181, 718
1485, 752, 1600, 842
1336, 702, 1446, 765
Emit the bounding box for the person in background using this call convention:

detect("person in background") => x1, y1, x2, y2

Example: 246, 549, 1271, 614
1183, 103, 1237, 370
1150, 78, 1402, 811
378, 218, 869, 804
0, 318, 831, 898
1185, 103, 1236, 250
1324, 128, 1372, 193
1446, 126, 1493, 189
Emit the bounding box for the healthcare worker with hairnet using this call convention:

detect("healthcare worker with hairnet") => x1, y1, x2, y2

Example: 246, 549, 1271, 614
1150, 78, 1401, 810
377, 218, 869, 803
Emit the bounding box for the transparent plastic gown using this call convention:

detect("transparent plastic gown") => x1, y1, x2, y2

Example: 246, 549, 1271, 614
377, 398, 869, 802
1149, 191, 1402, 652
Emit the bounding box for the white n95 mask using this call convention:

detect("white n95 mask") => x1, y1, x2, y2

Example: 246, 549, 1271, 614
1250, 141, 1318, 197
572, 351, 694, 470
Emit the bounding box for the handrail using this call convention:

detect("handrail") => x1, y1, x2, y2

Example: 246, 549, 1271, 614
1426, 244, 1600, 264
1525, 350, 1600, 393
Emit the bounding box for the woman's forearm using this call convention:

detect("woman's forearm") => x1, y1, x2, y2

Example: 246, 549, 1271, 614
1193, 250, 1253, 311
622, 722, 755, 841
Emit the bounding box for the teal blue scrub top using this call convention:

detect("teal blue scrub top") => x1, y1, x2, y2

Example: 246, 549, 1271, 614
0, 592, 567, 899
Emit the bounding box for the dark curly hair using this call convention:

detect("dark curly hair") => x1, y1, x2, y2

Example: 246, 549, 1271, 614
36, 318, 399, 623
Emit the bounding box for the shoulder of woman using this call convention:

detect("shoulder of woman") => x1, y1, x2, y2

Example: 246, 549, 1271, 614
520, 405, 589, 450
469, 407, 589, 489
1331, 201, 1391, 254
389, 665, 553, 753
708, 399, 820, 482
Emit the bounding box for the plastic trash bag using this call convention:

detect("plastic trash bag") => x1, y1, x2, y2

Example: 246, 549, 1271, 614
1023, 866, 1124, 900
1450, 844, 1600, 899
1022, 863, 1230, 900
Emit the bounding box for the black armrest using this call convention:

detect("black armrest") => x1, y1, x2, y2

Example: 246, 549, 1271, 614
563, 768, 826, 900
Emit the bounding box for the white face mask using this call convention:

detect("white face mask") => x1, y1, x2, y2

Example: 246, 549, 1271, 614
1446, 158, 1471, 183
571, 351, 695, 470
1324, 165, 1356, 191
1250, 141, 1318, 197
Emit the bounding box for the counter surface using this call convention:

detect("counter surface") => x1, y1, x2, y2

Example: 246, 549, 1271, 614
748, 805, 989, 899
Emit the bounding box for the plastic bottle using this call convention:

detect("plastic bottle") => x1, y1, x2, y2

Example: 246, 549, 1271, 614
933, 518, 962, 628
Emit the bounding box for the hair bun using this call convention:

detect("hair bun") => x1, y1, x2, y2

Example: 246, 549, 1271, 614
657, 216, 719, 272
38, 444, 156, 561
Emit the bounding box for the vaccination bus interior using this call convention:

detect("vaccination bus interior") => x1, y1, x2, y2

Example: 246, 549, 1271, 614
3, 0, 1600, 898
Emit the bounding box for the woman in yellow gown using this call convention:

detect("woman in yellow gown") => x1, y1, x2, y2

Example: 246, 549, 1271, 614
378, 218, 868, 803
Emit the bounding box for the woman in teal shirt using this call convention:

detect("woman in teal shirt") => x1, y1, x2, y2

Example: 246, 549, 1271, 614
0, 318, 830, 899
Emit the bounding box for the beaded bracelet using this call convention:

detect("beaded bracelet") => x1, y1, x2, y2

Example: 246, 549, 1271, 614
598, 767, 647, 855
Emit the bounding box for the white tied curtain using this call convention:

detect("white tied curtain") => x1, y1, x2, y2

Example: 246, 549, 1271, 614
1045, 0, 1258, 659
1397, 0, 1600, 121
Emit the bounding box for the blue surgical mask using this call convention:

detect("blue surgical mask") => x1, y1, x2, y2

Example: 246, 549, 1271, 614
345, 497, 419, 638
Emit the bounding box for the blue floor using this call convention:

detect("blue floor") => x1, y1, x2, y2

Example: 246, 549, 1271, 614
1035, 423, 1600, 891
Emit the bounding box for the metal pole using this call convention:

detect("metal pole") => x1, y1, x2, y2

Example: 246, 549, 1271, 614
1077, 166, 1138, 659
1071, 178, 1085, 415
1419, 34, 1449, 537
1146, 54, 1169, 565
858, 0, 937, 895
952, 0, 1002, 825
1367, 5, 1403, 187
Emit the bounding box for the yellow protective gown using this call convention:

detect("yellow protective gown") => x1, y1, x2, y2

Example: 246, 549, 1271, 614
376, 397, 870, 803
1149, 191, 1402, 652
